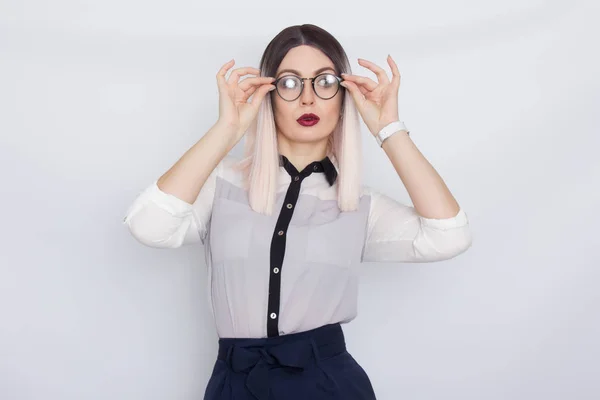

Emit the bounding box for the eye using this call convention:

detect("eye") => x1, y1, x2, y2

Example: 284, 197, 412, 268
280, 76, 300, 89
315, 73, 337, 87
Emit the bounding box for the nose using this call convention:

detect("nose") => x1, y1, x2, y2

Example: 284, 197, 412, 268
300, 78, 315, 105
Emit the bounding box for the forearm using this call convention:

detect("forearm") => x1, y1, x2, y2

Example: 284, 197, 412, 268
381, 130, 461, 219
156, 120, 238, 204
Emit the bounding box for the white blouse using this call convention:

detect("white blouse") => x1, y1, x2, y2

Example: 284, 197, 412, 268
123, 154, 472, 338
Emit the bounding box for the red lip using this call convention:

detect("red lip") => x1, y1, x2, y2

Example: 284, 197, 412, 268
297, 113, 320, 126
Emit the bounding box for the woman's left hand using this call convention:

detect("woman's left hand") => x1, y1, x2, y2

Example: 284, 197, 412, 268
340, 55, 403, 136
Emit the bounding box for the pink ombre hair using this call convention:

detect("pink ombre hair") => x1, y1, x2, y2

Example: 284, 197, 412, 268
231, 24, 363, 216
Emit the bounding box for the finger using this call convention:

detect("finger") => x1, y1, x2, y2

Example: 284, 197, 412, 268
239, 76, 275, 91
228, 67, 262, 85
357, 84, 370, 96
342, 75, 374, 96
240, 79, 273, 103
243, 84, 259, 100
340, 81, 364, 106
249, 84, 276, 107
217, 59, 235, 88
357, 58, 390, 85
341, 73, 377, 91
387, 54, 401, 88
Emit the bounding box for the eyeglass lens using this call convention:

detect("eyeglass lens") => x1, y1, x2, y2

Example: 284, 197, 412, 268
275, 73, 340, 101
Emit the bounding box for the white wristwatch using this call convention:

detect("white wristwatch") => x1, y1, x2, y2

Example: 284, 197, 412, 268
375, 120, 410, 147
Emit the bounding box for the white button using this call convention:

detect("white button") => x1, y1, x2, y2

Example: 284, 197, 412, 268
294, 176, 300, 181
313, 165, 318, 171
286, 203, 293, 209
273, 267, 279, 274
270, 312, 277, 319
278, 230, 284, 236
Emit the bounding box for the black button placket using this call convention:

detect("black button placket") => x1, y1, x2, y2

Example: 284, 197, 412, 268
266, 158, 323, 337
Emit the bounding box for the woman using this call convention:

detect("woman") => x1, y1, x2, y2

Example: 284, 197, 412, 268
123, 24, 472, 400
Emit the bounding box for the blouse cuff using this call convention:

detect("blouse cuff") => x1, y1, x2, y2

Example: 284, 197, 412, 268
419, 208, 469, 230
145, 180, 195, 217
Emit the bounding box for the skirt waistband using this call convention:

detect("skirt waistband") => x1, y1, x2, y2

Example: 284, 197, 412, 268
217, 323, 346, 361
215, 323, 346, 400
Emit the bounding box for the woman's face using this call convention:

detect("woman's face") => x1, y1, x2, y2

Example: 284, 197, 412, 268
271, 45, 343, 145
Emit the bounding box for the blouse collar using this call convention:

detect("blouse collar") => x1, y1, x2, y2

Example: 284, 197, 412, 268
278, 153, 338, 186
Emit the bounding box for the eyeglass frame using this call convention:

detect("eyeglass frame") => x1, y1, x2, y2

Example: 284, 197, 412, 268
271, 72, 346, 102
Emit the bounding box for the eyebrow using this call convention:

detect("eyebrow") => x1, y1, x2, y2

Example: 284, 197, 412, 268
276, 66, 336, 78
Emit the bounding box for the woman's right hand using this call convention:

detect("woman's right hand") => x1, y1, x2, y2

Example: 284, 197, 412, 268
215, 59, 276, 141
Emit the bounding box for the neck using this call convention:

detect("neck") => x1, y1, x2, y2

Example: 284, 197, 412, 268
277, 132, 329, 172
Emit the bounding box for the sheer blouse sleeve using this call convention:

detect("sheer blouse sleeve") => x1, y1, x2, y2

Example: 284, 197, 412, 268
361, 186, 473, 263
122, 159, 224, 248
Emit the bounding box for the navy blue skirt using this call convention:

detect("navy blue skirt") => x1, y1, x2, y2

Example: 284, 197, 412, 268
203, 323, 377, 399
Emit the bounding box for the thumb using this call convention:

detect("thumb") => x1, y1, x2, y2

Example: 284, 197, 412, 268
341, 81, 364, 108
250, 84, 276, 109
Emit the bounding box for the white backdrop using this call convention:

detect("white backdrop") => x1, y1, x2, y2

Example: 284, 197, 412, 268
1, 1, 599, 399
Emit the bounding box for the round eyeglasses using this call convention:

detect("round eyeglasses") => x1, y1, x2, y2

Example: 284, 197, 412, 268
272, 73, 345, 102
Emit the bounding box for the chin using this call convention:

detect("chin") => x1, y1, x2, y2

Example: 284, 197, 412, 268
292, 129, 331, 143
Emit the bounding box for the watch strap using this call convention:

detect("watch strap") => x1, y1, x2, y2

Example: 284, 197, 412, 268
375, 121, 409, 146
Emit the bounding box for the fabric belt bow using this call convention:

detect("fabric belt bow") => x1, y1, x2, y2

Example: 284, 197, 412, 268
225, 338, 337, 400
